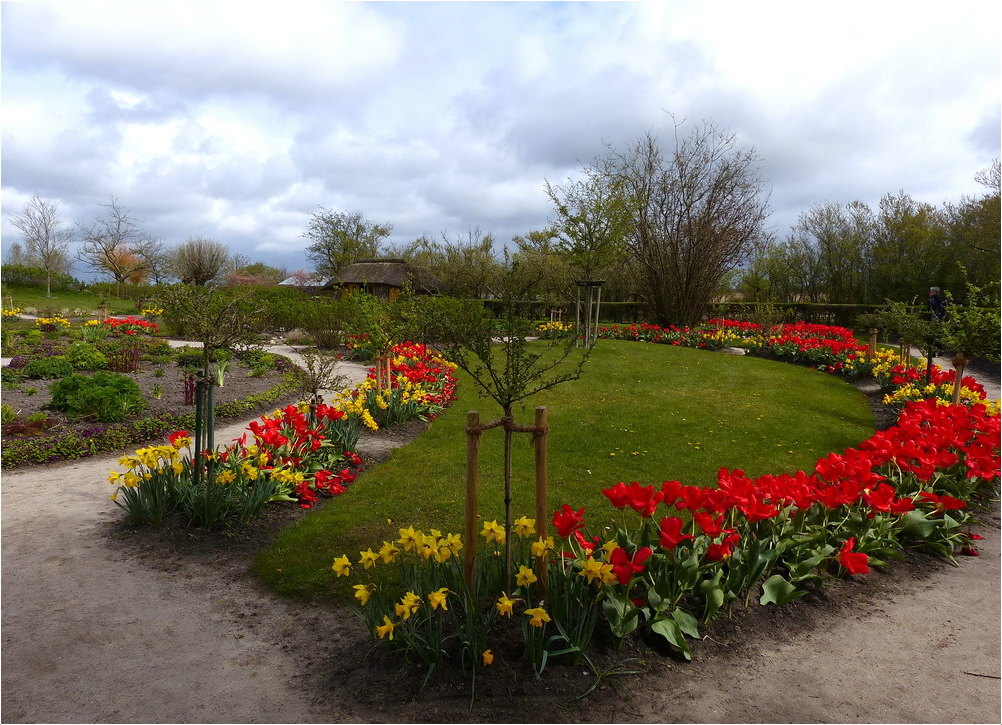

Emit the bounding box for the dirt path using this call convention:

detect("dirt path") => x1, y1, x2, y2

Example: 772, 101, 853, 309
1, 361, 999, 723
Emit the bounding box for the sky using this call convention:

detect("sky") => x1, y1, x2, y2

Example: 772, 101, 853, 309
2, 0, 999, 278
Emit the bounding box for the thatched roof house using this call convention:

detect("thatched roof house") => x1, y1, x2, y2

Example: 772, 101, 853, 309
323, 258, 438, 300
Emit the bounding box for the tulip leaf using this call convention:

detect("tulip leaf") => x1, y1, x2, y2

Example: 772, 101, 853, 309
900, 511, 937, 538
759, 574, 805, 606
671, 608, 700, 639
650, 618, 692, 660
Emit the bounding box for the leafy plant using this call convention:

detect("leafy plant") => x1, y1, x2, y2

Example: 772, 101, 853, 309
20, 356, 74, 380
1, 403, 19, 424
49, 371, 147, 422
66, 341, 109, 371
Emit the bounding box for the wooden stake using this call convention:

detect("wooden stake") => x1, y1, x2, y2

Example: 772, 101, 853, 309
951, 354, 968, 405
464, 411, 481, 591
868, 328, 878, 359
534, 406, 549, 592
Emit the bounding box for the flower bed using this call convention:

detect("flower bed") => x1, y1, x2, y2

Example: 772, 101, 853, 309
330, 320, 999, 684
107, 342, 458, 527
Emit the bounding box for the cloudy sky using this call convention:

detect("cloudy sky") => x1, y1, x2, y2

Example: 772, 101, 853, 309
2, 0, 999, 277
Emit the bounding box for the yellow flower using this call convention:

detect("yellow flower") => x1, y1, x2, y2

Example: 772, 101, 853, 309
110, 491, 118, 502
240, 462, 258, 479
331, 555, 351, 577
514, 516, 536, 539
358, 548, 379, 569
524, 606, 551, 628
530, 536, 555, 558
515, 565, 537, 588
395, 591, 422, 620
427, 587, 449, 611
481, 520, 506, 544
378, 541, 400, 563
579, 556, 615, 586
107, 471, 121, 485
122, 472, 140, 488
482, 649, 494, 666
353, 584, 373, 606
215, 469, 236, 484
375, 615, 396, 640
496, 593, 519, 617
397, 526, 422, 552
602, 540, 619, 556
441, 532, 463, 557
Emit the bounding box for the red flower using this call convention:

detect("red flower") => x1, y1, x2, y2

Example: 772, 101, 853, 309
552, 504, 586, 538
573, 529, 600, 553
693, 512, 724, 538
838, 537, 870, 575
602, 482, 631, 509
706, 531, 740, 561
609, 546, 652, 586
658, 516, 693, 551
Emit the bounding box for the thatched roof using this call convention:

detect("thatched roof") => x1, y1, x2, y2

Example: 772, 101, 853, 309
327, 259, 439, 292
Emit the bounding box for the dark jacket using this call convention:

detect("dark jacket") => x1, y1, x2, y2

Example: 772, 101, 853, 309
927, 293, 948, 321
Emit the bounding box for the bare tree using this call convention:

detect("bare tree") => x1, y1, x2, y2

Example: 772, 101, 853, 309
77, 197, 150, 297
135, 237, 176, 285
174, 236, 230, 286
10, 194, 74, 297
599, 120, 771, 326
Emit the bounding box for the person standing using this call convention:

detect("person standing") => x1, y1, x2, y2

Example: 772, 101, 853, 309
927, 286, 948, 321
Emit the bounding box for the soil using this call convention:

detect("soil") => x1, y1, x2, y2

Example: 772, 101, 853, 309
1, 355, 1000, 723
1, 356, 291, 436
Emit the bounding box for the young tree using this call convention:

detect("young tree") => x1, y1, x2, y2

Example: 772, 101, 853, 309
10, 194, 74, 297
174, 236, 230, 286
598, 120, 771, 326
303, 209, 392, 278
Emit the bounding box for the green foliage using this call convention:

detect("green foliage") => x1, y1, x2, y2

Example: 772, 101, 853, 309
21, 356, 74, 380
66, 342, 109, 371
303, 209, 392, 278
49, 371, 147, 422
942, 272, 1001, 362
0, 265, 80, 292
1, 403, 19, 424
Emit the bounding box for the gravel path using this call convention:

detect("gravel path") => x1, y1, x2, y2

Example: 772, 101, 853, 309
1, 353, 999, 723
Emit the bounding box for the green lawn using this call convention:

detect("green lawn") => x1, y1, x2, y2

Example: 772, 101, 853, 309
2, 285, 137, 316
255, 341, 875, 600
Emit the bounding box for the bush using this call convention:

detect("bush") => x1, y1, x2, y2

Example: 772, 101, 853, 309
21, 356, 74, 380
49, 372, 147, 422
66, 342, 109, 371
1, 403, 19, 424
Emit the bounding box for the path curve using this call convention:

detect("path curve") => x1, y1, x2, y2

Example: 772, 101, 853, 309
1, 352, 999, 723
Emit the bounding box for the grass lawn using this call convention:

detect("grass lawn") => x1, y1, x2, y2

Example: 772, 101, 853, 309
255, 341, 876, 600
2, 285, 137, 316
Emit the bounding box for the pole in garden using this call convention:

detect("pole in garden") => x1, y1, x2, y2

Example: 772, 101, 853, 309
464, 411, 482, 590
533, 406, 549, 590
951, 354, 969, 404
868, 328, 878, 359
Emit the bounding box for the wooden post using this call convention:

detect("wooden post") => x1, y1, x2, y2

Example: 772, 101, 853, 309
899, 341, 909, 366
868, 328, 878, 359
951, 354, 968, 405
464, 411, 481, 591
534, 406, 549, 592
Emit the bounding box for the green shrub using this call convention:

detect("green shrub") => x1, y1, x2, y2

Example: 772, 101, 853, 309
240, 347, 277, 376
24, 330, 42, 345
49, 372, 147, 422
66, 342, 109, 371
1, 367, 23, 384
21, 356, 74, 380
1, 403, 19, 424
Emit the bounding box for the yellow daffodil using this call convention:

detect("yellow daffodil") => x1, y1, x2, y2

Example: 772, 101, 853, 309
375, 616, 396, 640
579, 556, 615, 586
602, 540, 619, 556
441, 532, 463, 557
514, 516, 536, 539
215, 469, 236, 484
496, 593, 519, 617
427, 587, 449, 611
524, 607, 551, 628
358, 548, 379, 569
353, 584, 374, 606
482, 649, 494, 666
395, 591, 422, 620
331, 555, 351, 577
107, 471, 121, 485
481, 520, 506, 544
515, 565, 537, 588
397, 526, 422, 552
378, 541, 400, 563
531, 536, 555, 558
